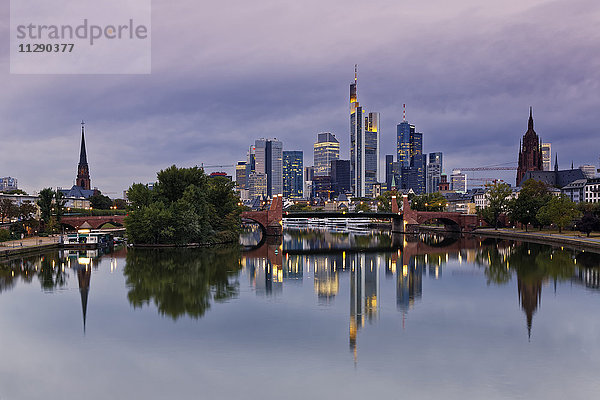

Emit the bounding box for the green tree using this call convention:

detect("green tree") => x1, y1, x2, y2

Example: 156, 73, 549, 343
4, 189, 28, 195
537, 194, 579, 233
575, 213, 600, 237
411, 192, 447, 212
0, 199, 19, 223
90, 191, 112, 210
54, 190, 66, 221
508, 179, 551, 231
114, 198, 128, 209
127, 183, 153, 210
125, 166, 241, 245
37, 188, 54, 226
480, 181, 512, 229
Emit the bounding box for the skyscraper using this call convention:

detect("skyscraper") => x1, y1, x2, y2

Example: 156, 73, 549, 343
76, 121, 91, 190
314, 132, 339, 177
541, 143, 551, 171
426, 152, 443, 193
254, 138, 283, 197
396, 112, 425, 194
235, 161, 247, 189
283, 151, 304, 199
331, 159, 351, 197
451, 169, 467, 193
516, 107, 544, 186
385, 155, 394, 190
350, 66, 380, 198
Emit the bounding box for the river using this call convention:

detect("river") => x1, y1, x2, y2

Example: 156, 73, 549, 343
1, 229, 599, 399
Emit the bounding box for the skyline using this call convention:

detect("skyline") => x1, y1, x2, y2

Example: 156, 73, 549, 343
2, 0, 599, 195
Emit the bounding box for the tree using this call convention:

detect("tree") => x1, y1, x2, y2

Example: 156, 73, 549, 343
90, 191, 112, 210
37, 188, 55, 226
4, 189, 28, 195
508, 179, 551, 231
481, 181, 512, 230
114, 198, 128, 210
0, 199, 19, 223
127, 183, 153, 210
537, 195, 579, 233
125, 166, 241, 245
54, 190, 66, 221
411, 192, 447, 212
575, 213, 600, 237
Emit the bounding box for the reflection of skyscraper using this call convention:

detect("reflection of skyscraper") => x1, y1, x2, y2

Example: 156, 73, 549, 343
314, 256, 340, 304
517, 276, 542, 339
396, 259, 423, 312
349, 254, 380, 359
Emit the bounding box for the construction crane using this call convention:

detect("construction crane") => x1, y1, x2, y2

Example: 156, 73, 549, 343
201, 164, 235, 169
457, 167, 516, 171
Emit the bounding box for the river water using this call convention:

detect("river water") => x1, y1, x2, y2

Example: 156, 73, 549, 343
1, 229, 600, 399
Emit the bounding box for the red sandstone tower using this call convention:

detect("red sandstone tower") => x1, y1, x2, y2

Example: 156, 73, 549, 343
516, 107, 544, 186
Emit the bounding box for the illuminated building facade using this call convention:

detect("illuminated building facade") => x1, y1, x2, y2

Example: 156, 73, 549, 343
426, 152, 443, 193
397, 117, 426, 194
350, 66, 380, 198
283, 151, 304, 199
314, 132, 339, 177
254, 138, 283, 197
542, 143, 551, 171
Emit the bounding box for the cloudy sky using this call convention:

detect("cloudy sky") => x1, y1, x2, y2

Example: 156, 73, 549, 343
2, 0, 599, 196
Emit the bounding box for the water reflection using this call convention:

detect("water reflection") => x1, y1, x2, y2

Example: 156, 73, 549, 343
124, 247, 242, 320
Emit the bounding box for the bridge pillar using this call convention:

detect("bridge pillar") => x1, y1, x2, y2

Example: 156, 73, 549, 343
391, 217, 404, 233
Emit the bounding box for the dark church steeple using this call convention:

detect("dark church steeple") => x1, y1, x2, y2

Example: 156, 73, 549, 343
516, 108, 544, 186
76, 121, 91, 190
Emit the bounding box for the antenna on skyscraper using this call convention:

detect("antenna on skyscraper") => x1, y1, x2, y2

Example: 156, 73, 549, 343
403, 104, 406, 121
354, 64, 357, 82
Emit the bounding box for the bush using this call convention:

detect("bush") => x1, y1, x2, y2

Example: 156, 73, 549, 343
0, 229, 11, 242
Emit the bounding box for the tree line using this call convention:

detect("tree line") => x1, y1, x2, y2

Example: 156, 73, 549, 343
480, 179, 600, 235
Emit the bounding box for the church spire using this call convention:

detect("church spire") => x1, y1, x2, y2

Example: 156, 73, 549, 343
555, 154, 559, 172
79, 121, 88, 165
76, 121, 91, 190
528, 107, 534, 130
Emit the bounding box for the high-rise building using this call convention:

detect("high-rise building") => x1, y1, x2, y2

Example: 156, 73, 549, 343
0, 177, 18, 192
541, 143, 551, 171
305, 166, 315, 198
235, 161, 247, 189
283, 151, 303, 199
451, 169, 467, 193
248, 172, 267, 199
396, 113, 425, 194
426, 152, 443, 193
254, 138, 283, 197
76, 122, 91, 190
516, 108, 544, 186
313, 132, 339, 177
350, 66, 379, 198
385, 155, 394, 190
579, 165, 596, 179
331, 159, 351, 197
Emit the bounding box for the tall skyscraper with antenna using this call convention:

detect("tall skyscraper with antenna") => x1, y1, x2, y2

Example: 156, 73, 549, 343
349, 66, 379, 198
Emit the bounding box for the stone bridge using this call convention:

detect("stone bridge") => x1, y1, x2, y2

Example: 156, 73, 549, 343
60, 215, 126, 230
242, 195, 479, 236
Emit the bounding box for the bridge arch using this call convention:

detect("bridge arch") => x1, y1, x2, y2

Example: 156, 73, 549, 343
417, 216, 461, 232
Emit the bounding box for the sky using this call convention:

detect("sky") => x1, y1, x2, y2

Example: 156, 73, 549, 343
1, 0, 599, 196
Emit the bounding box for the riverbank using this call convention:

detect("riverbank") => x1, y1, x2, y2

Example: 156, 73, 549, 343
473, 228, 600, 252
0, 235, 62, 257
